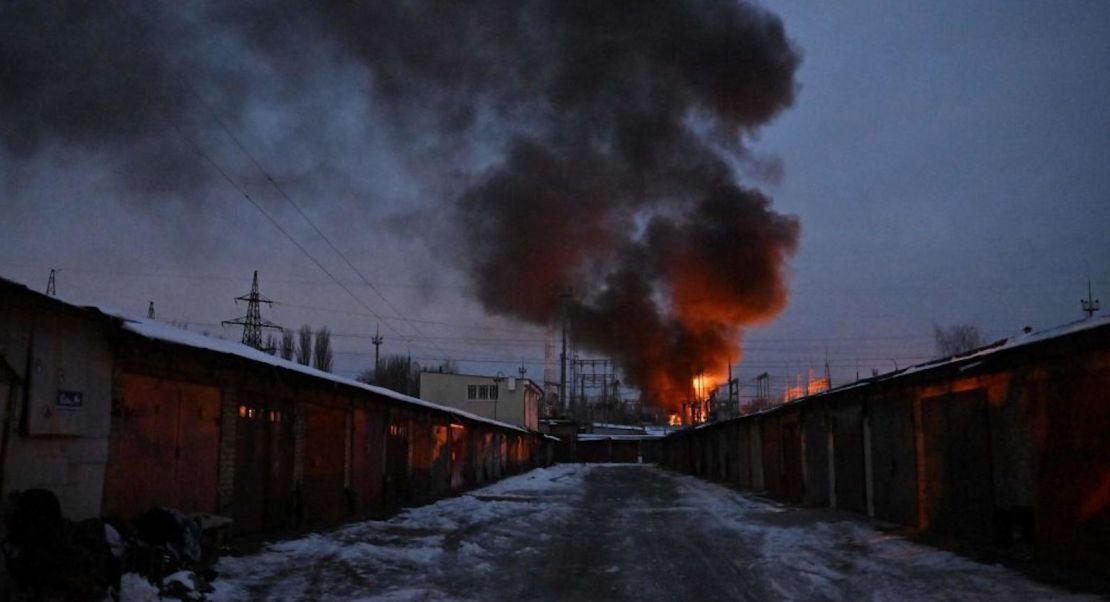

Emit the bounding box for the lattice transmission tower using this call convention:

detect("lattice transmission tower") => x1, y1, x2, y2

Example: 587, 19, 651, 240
1081, 278, 1100, 318
222, 271, 282, 351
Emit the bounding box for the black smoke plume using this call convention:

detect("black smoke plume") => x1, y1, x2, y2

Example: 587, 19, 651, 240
1, 0, 801, 407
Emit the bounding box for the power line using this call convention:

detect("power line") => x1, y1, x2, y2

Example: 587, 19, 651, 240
4, 263, 542, 335
331, 349, 932, 366
0, 263, 425, 289
162, 115, 417, 348
167, 317, 939, 356
271, 301, 547, 334
109, 1, 439, 358
175, 76, 453, 359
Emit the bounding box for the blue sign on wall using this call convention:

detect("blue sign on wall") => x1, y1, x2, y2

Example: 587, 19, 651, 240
56, 390, 83, 410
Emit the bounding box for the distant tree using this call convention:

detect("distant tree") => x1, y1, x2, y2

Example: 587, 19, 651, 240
280, 330, 295, 361
313, 327, 334, 372
296, 325, 313, 366
370, 354, 421, 396
429, 359, 458, 374
263, 333, 278, 355
933, 323, 987, 357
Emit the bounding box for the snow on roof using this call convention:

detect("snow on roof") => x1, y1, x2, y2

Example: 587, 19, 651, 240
642, 425, 682, 437
1, 275, 126, 321
0, 273, 531, 435
780, 315, 1110, 404
577, 433, 663, 442
898, 316, 1110, 376
667, 315, 1110, 436
116, 317, 530, 433
591, 422, 646, 432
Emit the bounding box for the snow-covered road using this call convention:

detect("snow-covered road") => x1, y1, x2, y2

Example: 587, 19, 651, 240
187, 464, 1095, 601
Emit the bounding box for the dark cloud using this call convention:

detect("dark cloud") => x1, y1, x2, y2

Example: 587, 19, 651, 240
360, 0, 803, 405
0, 0, 802, 407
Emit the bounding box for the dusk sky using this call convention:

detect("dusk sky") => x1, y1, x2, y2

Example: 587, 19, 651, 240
2, 1, 1107, 402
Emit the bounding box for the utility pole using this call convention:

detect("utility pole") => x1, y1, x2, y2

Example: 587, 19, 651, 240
45, 269, 56, 296
559, 288, 571, 412
727, 362, 740, 415
1081, 278, 1100, 317
371, 324, 384, 381
147, 301, 155, 319
518, 360, 527, 379
824, 353, 832, 389
222, 271, 282, 351
579, 373, 586, 416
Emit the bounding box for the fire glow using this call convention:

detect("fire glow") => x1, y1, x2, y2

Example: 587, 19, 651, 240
450, 2, 802, 414
0, 1, 802, 415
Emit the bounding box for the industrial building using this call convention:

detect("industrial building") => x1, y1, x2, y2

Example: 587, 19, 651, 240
419, 371, 542, 431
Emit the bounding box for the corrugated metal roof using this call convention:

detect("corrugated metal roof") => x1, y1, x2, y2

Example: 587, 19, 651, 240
668, 315, 1110, 435
0, 274, 530, 434
117, 317, 531, 434
577, 434, 663, 442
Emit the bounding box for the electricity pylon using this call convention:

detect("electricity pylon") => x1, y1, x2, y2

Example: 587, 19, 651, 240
222, 271, 282, 351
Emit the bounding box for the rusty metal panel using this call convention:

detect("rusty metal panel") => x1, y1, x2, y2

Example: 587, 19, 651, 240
923, 390, 994, 544
303, 403, 347, 527
723, 426, 739, 482
702, 434, 712, 475
233, 402, 267, 533
105, 375, 180, 518
513, 436, 522, 472
409, 415, 434, 502
173, 383, 221, 513
689, 438, 700, 474
869, 396, 918, 526
504, 436, 516, 474
499, 437, 508, 479
749, 421, 764, 490
576, 439, 610, 463
1033, 357, 1110, 573
715, 430, 729, 480
449, 424, 469, 490
351, 406, 386, 511
384, 411, 412, 505
761, 416, 784, 498
611, 440, 640, 463
833, 400, 866, 513
233, 398, 294, 534
802, 409, 830, 506
485, 432, 496, 479
781, 415, 804, 504
736, 422, 752, 489
431, 423, 451, 497
472, 432, 488, 484
103, 375, 219, 519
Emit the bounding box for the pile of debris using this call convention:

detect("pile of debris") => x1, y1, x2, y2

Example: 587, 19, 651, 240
2, 489, 232, 601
